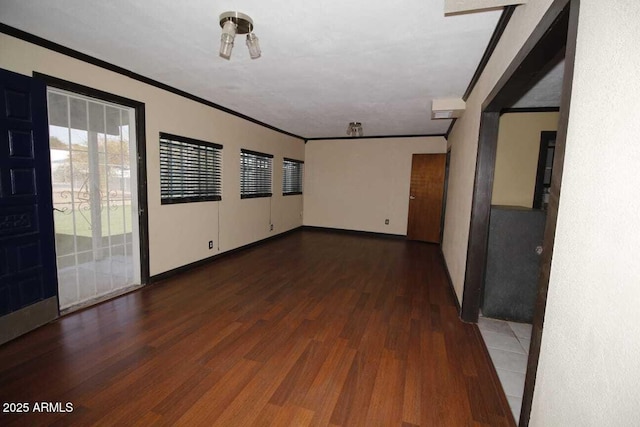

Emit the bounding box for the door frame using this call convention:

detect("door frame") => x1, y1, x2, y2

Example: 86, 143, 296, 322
533, 131, 557, 209
34, 73, 150, 287
439, 149, 451, 243
458, 0, 579, 425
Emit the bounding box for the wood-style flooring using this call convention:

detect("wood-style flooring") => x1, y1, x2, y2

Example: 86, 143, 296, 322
0, 230, 514, 426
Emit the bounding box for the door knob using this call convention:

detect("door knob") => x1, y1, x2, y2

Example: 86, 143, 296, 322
535, 246, 543, 255
409, 196, 416, 200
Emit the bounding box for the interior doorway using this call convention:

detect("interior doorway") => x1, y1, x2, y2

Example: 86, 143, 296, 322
459, 0, 579, 425
482, 111, 559, 325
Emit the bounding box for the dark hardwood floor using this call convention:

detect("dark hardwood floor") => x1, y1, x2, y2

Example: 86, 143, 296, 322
0, 230, 514, 426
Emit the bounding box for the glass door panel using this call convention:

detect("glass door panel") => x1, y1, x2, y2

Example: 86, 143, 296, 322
48, 89, 140, 311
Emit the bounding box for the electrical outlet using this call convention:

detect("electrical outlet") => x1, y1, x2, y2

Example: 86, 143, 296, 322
385, 219, 389, 225
208, 240, 213, 249
270, 224, 274, 231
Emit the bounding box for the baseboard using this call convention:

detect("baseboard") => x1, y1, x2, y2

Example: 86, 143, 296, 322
438, 248, 462, 315
302, 225, 406, 240
149, 227, 302, 284
0, 297, 58, 346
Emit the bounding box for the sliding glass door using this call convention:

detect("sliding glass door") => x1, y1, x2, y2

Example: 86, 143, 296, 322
47, 88, 140, 311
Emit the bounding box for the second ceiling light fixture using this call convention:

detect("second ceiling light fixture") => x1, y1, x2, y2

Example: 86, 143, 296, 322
219, 11, 261, 60
347, 122, 364, 137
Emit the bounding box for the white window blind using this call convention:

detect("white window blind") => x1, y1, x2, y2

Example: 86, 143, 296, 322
241, 149, 273, 198
282, 158, 304, 195
160, 133, 222, 204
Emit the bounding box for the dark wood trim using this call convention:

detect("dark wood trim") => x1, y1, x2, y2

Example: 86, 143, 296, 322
241, 148, 274, 158
35, 72, 144, 110
532, 131, 557, 209
159, 132, 223, 149
462, 6, 517, 101
161, 196, 223, 205
136, 104, 150, 285
440, 150, 452, 243
501, 107, 560, 115
445, 118, 457, 140
483, 3, 570, 111
2, 23, 304, 141
149, 227, 302, 284
33, 72, 151, 286
302, 225, 406, 240
283, 157, 304, 164
472, 325, 517, 426
461, 111, 500, 322
438, 249, 461, 313
305, 133, 447, 142
240, 193, 273, 199
520, 2, 579, 425
282, 192, 303, 196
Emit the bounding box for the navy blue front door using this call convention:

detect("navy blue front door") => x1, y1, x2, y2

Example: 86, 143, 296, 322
0, 69, 58, 318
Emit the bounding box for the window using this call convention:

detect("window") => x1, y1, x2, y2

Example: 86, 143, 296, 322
159, 132, 222, 204
241, 149, 273, 198
282, 158, 304, 195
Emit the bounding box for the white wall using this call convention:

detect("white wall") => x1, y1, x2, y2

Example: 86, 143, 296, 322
442, 0, 556, 301
530, 1, 640, 425
0, 33, 304, 277
303, 137, 446, 235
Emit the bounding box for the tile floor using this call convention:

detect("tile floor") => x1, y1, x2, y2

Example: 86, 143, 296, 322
478, 316, 532, 421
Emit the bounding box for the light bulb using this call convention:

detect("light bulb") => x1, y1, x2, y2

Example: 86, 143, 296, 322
246, 33, 261, 59
219, 20, 237, 60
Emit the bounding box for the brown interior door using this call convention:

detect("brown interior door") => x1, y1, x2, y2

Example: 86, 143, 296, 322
407, 153, 446, 243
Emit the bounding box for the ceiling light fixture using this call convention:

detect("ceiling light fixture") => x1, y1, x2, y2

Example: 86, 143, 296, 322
219, 11, 261, 60
347, 122, 363, 137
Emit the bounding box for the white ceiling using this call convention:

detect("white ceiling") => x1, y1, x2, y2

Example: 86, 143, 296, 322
0, 0, 503, 139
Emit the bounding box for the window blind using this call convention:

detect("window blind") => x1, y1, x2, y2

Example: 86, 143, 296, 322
282, 158, 304, 195
160, 132, 222, 204
241, 149, 273, 198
